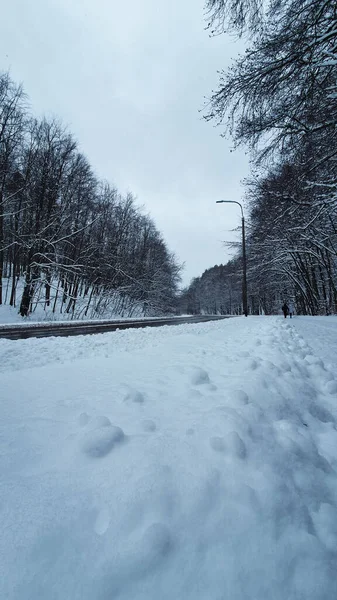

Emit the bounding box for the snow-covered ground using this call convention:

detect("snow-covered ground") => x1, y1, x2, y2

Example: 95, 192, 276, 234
1, 316, 337, 599
0, 278, 146, 324
0, 303, 144, 325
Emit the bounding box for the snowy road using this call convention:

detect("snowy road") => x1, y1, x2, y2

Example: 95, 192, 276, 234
1, 316, 337, 599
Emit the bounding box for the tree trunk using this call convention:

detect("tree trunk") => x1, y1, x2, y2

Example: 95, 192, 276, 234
20, 274, 32, 317
45, 270, 51, 307
0, 192, 3, 305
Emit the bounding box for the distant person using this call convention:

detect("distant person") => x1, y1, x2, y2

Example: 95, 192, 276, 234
281, 302, 289, 318
288, 302, 294, 318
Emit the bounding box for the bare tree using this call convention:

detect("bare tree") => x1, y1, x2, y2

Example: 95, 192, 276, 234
0, 72, 182, 320
0, 73, 26, 304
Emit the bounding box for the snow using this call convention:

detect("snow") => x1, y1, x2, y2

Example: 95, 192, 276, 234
81, 421, 125, 458
0, 303, 27, 324
0, 303, 179, 328
1, 316, 337, 599
0, 277, 147, 323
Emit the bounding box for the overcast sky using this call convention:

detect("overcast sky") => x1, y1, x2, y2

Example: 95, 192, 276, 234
1, 0, 249, 286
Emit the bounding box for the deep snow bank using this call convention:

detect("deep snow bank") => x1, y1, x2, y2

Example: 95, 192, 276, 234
1, 317, 337, 599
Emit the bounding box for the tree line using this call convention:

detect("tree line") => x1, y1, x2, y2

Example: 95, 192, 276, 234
179, 259, 246, 315
0, 73, 181, 319
183, 0, 337, 315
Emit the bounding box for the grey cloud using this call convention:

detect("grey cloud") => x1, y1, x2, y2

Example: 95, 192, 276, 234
1, 0, 249, 285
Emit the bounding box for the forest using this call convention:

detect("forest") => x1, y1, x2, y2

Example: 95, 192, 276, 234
183, 0, 337, 315
0, 73, 181, 319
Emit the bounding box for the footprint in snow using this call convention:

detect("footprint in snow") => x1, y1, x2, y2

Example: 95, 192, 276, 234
141, 522, 172, 563
99, 523, 173, 599
263, 360, 282, 376
228, 431, 247, 459
308, 403, 335, 424
188, 389, 203, 400
210, 432, 247, 458
279, 361, 292, 373
325, 380, 337, 395
78, 412, 90, 426
305, 355, 324, 367
311, 503, 337, 552
203, 383, 218, 392
231, 390, 249, 405
238, 350, 250, 358
142, 419, 156, 432
247, 359, 259, 370
210, 436, 226, 453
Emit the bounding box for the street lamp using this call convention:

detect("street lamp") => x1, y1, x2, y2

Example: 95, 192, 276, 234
216, 200, 248, 317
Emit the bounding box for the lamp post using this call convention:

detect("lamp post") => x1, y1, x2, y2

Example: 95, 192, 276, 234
216, 200, 248, 317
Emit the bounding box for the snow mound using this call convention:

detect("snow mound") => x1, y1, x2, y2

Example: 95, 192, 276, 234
94, 507, 111, 535
189, 367, 210, 385
124, 389, 145, 404
90, 415, 112, 428
81, 421, 124, 458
